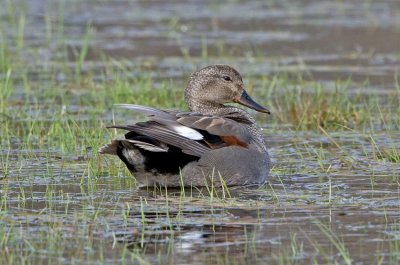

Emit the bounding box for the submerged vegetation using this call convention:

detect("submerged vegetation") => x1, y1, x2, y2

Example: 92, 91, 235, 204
1, 0, 400, 264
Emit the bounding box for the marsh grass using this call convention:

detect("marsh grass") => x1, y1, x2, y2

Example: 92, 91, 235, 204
259, 74, 400, 130
0, 34, 11, 72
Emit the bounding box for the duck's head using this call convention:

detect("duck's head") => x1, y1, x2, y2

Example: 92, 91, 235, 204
185, 64, 270, 114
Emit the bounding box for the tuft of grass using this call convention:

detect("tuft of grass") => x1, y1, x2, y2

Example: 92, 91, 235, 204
74, 23, 94, 78
256, 74, 400, 130
271, 78, 364, 130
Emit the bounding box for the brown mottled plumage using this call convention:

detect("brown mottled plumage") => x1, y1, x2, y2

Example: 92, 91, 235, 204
100, 65, 271, 187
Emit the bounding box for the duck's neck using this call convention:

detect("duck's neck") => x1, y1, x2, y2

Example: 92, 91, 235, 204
188, 100, 255, 124
187, 99, 223, 115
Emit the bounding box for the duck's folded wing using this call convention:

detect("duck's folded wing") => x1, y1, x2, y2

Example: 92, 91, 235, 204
108, 121, 210, 157
113, 104, 253, 150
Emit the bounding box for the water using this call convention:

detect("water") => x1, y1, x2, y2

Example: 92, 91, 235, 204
1, 0, 400, 264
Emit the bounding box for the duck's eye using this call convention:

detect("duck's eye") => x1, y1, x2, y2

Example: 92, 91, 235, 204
222, 75, 232, 81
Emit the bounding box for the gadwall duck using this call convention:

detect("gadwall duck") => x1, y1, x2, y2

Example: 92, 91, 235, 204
100, 65, 271, 187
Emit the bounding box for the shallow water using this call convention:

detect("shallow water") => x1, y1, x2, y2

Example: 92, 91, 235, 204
1, 0, 400, 264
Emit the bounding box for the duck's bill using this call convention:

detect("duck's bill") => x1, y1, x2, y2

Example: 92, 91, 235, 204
234, 91, 271, 114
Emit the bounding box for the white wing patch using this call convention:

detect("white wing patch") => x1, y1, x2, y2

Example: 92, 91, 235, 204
170, 125, 203, 140
125, 139, 168, 152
